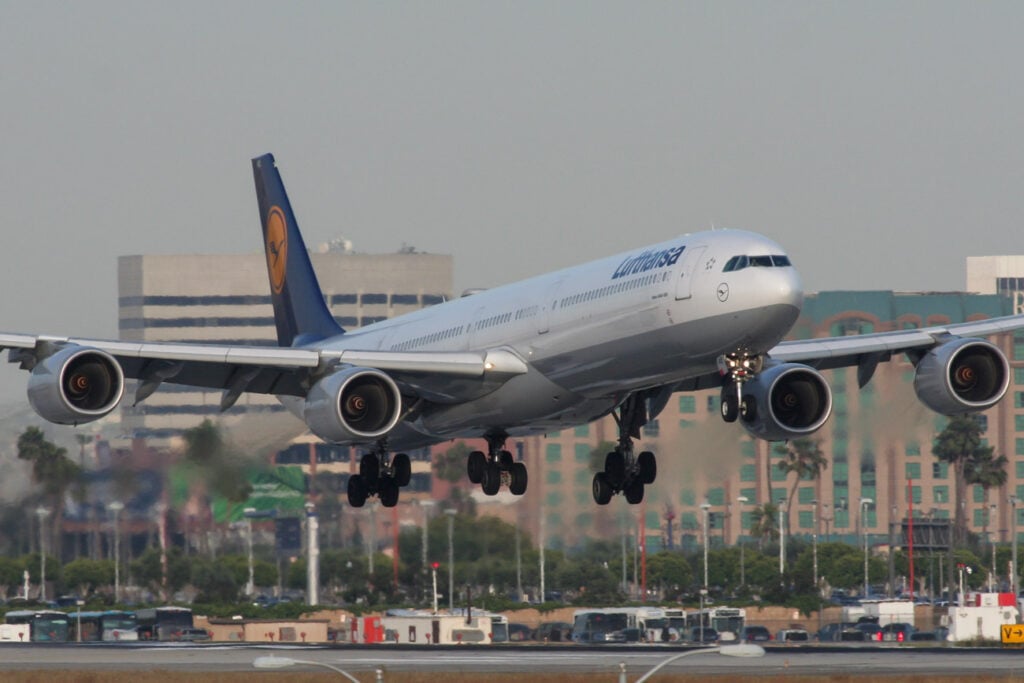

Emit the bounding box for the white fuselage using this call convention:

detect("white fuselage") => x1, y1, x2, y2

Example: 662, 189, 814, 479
298, 229, 803, 448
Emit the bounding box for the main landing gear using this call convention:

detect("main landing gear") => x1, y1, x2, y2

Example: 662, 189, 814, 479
466, 431, 528, 497
592, 394, 658, 506
347, 439, 412, 508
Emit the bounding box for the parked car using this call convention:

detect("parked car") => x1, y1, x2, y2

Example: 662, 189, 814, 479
171, 628, 211, 642
853, 622, 884, 642
508, 623, 533, 641
536, 621, 572, 642
817, 623, 866, 642
688, 627, 719, 644
881, 623, 915, 642
776, 628, 810, 643
738, 625, 772, 642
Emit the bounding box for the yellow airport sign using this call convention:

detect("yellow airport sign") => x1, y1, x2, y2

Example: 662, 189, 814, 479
1001, 625, 1024, 644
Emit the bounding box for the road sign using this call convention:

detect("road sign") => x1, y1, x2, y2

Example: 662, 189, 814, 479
1001, 625, 1024, 644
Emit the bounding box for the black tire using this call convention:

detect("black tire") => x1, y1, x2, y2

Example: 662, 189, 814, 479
379, 477, 400, 507
347, 474, 368, 507
721, 390, 739, 423
592, 472, 613, 505
498, 450, 515, 468
360, 453, 380, 487
638, 451, 657, 484
604, 451, 626, 487
740, 395, 757, 422
482, 463, 502, 496
625, 478, 645, 505
392, 452, 411, 487
467, 450, 486, 484
509, 462, 528, 496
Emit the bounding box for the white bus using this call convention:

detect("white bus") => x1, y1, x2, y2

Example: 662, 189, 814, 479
684, 607, 746, 641
572, 607, 669, 643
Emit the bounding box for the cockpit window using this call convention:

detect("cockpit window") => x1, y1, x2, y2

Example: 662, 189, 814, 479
722, 254, 791, 272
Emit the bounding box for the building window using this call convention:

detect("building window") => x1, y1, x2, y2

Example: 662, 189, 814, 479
798, 510, 813, 529
906, 462, 921, 479
798, 487, 815, 504
678, 396, 696, 413
740, 464, 756, 482
908, 486, 922, 504
546, 471, 562, 485
642, 419, 660, 437
707, 488, 725, 506
545, 444, 561, 463
905, 443, 920, 456
574, 444, 590, 463
574, 424, 589, 437
973, 485, 986, 503
934, 486, 949, 503
933, 461, 949, 479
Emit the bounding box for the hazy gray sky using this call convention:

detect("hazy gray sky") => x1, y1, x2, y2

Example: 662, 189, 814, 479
2, 0, 1022, 344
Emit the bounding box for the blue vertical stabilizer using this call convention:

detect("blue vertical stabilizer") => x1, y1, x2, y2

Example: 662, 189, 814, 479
252, 153, 344, 347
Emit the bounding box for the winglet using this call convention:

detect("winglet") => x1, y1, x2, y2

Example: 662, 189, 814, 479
252, 154, 344, 347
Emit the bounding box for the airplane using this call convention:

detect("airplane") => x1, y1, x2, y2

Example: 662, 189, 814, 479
4, 153, 1022, 509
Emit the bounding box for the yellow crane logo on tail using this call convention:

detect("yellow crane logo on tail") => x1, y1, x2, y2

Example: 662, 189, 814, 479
265, 205, 288, 293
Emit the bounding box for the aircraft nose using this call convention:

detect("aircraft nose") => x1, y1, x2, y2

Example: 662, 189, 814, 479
772, 266, 804, 309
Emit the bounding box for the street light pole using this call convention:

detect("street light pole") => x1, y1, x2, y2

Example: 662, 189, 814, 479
860, 497, 873, 598
990, 503, 998, 591
244, 507, 256, 597
777, 499, 786, 576
305, 502, 319, 606
35, 507, 50, 602
107, 501, 124, 604
1011, 496, 1019, 597
700, 502, 711, 592
736, 496, 749, 589
811, 499, 819, 591
445, 508, 456, 611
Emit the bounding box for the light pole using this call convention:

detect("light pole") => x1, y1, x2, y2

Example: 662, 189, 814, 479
107, 501, 124, 604
811, 499, 819, 591
736, 496, 749, 588
990, 503, 998, 591
305, 501, 319, 606
859, 497, 873, 598
777, 498, 786, 576
445, 508, 456, 611
634, 643, 765, 683
1011, 496, 1019, 597
244, 507, 257, 597
700, 502, 711, 592
35, 506, 50, 602
254, 655, 366, 683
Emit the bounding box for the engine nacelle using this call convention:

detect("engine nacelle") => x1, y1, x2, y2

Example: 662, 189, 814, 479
740, 363, 832, 441
27, 346, 125, 425
303, 366, 402, 443
913, 338, 1009, 415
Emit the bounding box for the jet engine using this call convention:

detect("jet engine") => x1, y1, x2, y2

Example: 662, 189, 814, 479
913, 338, 1009, 415
27, 346, 125, 425
303, 366, 402, 443
739, 363, 832, 441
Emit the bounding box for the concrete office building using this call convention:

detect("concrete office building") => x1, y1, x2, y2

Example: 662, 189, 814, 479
117, 243, 452, 446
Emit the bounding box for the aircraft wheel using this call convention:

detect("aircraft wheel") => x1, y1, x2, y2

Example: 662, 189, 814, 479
392, 453, 411, 487
625, 478, 645, 505
347, 474, 368, 508
592, 472, 613, 506
481, 463, 502, 496
360, 453, 380, 488
467, 450, 487, 484
638, 451, 657, 485
721, 392, 739, 423
509, 462, 528, 496
604, 451, 626, 488
379, 478, 400, 507
498, 450, 514, 468
740, 395, 757, 422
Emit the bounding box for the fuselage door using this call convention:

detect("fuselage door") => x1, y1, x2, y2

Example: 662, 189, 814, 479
538, 278, 563, 334
675, 246, 707, 300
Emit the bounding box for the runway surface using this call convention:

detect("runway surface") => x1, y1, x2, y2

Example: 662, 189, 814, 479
0, 644, 1023, 677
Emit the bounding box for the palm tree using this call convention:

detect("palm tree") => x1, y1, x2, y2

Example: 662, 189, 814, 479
774, 438, 828, 539
965, 448, 1008, 541
17, 426, 82, 559
933, 415, 989, 545
749, 502, 780, 551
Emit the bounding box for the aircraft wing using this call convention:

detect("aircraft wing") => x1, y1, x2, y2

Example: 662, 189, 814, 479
768, 314, 1024, 370
672, 313, 1024, 392
0, 333, 528, 404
